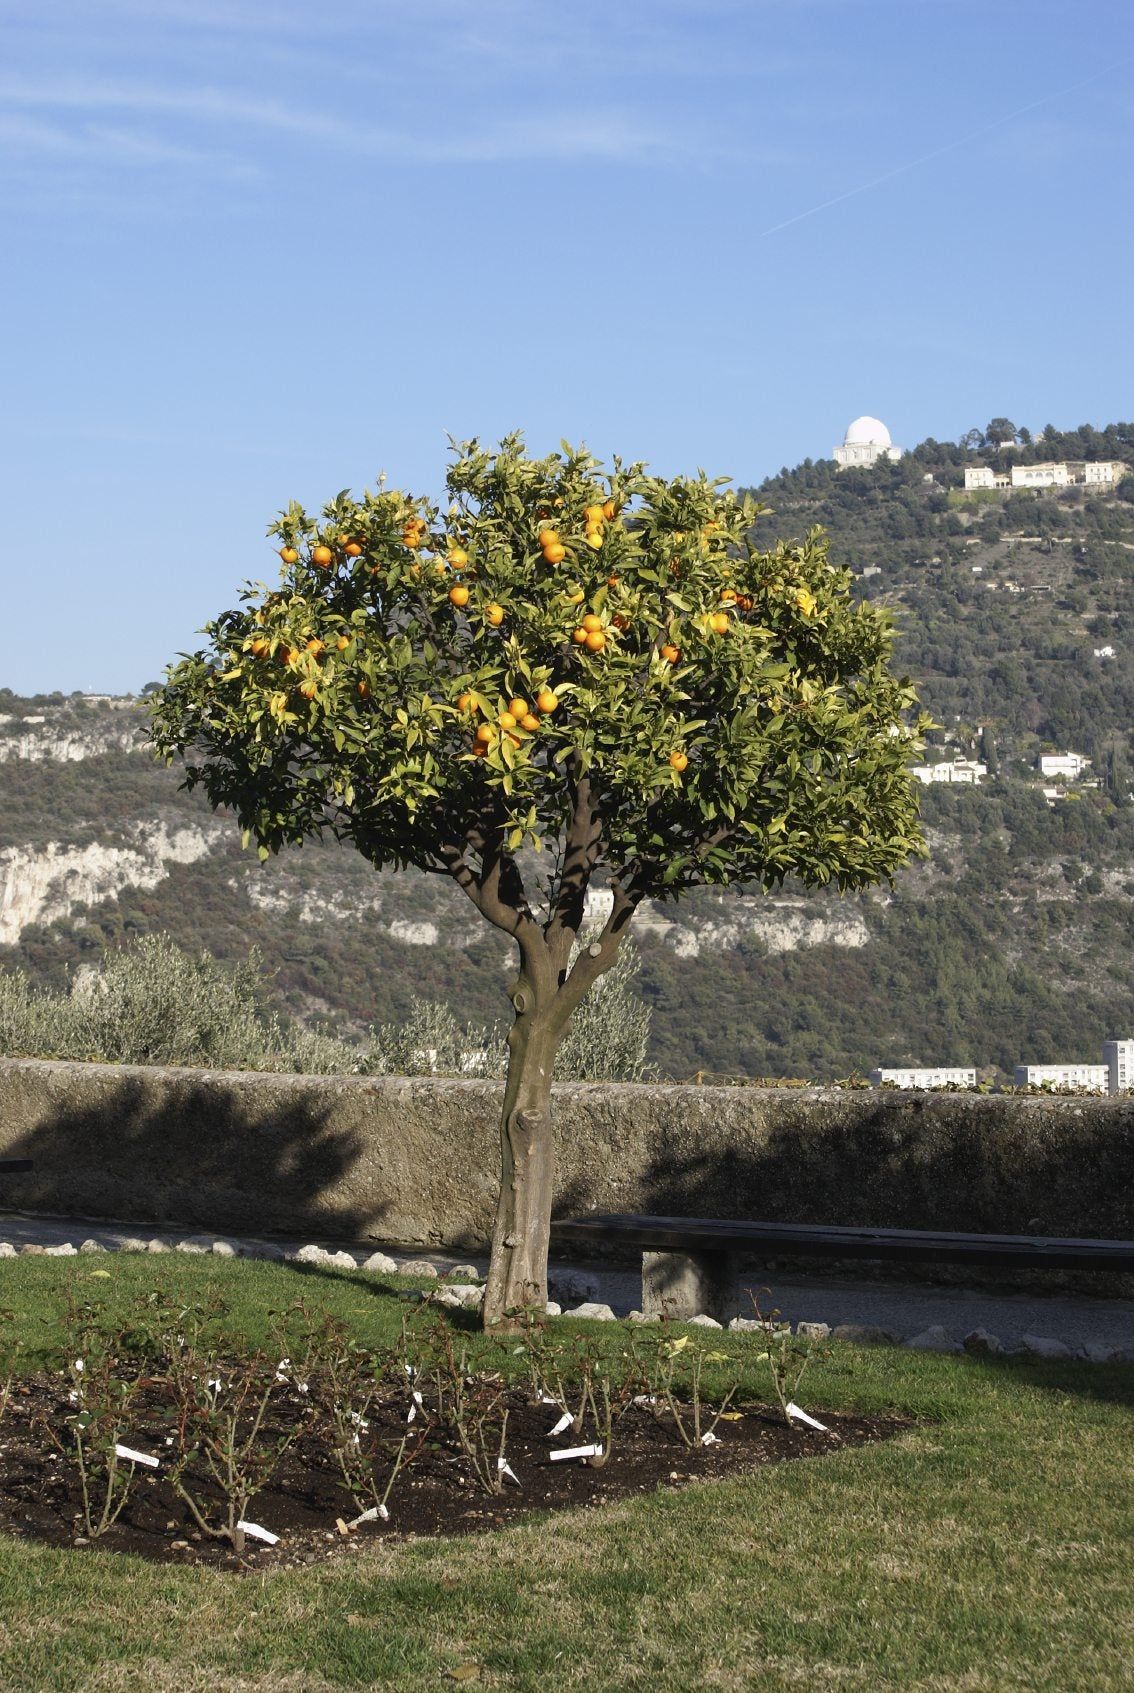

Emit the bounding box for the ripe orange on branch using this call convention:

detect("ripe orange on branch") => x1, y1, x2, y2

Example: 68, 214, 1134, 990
584, 629, 606, 652
709, 612, 730, 635
311, 545, 334, 568
669, 750, 688, 772
278, 546, 299, 564
581, 614, 603, 633
542, 541, 566, 564
485, 603, 505, 626
536, 689, 559, 713
449, 585, 470, 607
344, 542, 363, 557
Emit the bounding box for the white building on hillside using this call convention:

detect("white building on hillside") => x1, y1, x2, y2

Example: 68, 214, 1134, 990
1013, 1063, 1108, 1093
909, 758, 987, 786
964, 461, 1126, 492
1039, 752, 1090, 781
834, 416, 903, 470
1102, 1040, 1134, 1095
871, 1067, 976, 1089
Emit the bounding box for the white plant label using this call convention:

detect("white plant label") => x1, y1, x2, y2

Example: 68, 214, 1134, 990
350, 1504, 388, 1526
700, 1431, 722, 1446
632, 1394, 657, 1408
539, 1396, 561, 1408
497, 1457, 521, 1486
406, 1390, 424, 1424
550, 1443, 604, 1463
786, 1402, 829, 1432
237, 1520, 280, 1545
114, 1444, 160, 1468
547, 1411, 573, 1437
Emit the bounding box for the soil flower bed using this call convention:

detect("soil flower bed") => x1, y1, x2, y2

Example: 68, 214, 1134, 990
0, 1288, 909, 1571
0, 1368, 906, 1570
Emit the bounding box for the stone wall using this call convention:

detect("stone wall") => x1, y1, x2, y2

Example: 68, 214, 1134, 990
1, 1059, 1133, 1248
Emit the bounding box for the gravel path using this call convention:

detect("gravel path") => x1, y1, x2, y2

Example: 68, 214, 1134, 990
3, 1209, 1133, 1357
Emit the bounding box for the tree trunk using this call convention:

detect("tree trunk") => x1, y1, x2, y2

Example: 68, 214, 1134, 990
482, 990, 559, 1330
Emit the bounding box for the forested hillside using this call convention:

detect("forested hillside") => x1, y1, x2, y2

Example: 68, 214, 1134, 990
4, 418, 1134, 1080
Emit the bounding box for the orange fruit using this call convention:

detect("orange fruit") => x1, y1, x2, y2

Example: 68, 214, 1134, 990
612, 614, 630, 632
602, 499, 616, 521
542, 541, 567, 564
472, 741, 489, 757
584, 503, 605, 523
660, 644, 680, 663
357, 680, 371, 699
457, 692, 475, 713
669, 750, 688, 772
249, 637, 270, 659
344, 541, 363, 558
485, 603, 505, 626
279, 546, 299, 564
720, 589, 737, 604
567, 588, 585, 604
536, 689, 559, 713
709, 612, 730, 635
498, 710, 517, 730
584, 629, 606, 652
336, 634, 350, 651
607, 574, 620, 587
277, 644, 294, 666
298, 679, 318, 700
538, 527, 561, 549
572, 627, 589, 645
520, 713, 540, 732
475, 723, 494, 745
448, 546, 468, 569
449, 585, 470, 607
582, 613, 603, 633
507, 697, 529, 720
584, 531, 603, 550
311, 545, 333, 568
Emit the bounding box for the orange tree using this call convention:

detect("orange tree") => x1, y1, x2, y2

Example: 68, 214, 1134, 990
151, 435, 927, 1328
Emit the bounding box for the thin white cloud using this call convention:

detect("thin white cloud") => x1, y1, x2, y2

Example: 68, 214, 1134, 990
0, 75, 675, 163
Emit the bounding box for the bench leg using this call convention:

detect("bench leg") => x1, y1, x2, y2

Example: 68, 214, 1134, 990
642, 1249, 738, 1323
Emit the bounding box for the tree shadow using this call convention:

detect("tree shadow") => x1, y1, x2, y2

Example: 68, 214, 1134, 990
0, 1072, 386, 1241
963, 1351, 1134, 1410
552, 1092, 1134, 1298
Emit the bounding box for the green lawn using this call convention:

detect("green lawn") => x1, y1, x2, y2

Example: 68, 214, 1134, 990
1, 1256, 1132, 1692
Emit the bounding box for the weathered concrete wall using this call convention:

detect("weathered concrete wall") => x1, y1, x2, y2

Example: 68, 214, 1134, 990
1, 1058, 1132, 1247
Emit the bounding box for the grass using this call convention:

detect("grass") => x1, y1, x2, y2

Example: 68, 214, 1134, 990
1, 1255, 1132, 1692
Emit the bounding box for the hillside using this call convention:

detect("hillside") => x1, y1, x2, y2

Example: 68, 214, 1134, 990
5, 418, 1134, 1080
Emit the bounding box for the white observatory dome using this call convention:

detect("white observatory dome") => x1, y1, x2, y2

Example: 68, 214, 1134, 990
843, 416, 892, 448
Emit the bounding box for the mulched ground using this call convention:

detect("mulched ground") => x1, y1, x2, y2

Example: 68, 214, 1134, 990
0, 1370, 911, 1572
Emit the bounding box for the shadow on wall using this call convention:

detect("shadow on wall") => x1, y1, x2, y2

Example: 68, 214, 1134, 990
553, 1094, 1134, 1241
0, 1073, 382, 1240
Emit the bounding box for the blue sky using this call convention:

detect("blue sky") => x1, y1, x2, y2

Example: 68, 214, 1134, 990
2, 0, 1131, 694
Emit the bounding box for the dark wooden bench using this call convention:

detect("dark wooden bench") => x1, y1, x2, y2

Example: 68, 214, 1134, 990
550, 1214, 1134, 1321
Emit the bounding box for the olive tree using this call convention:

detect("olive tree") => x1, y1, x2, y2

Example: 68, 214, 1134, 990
151, 435, 926, 1328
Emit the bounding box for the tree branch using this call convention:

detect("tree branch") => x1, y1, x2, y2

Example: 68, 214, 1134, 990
548, 875, 638, 1032
544, 771, 603, 974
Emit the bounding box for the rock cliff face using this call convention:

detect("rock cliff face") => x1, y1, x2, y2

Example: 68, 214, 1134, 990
0, 822, 220, 947
0, 711, 141, 764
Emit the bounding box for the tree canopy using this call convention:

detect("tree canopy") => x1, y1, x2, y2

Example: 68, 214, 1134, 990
151, 434, 927, 1324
